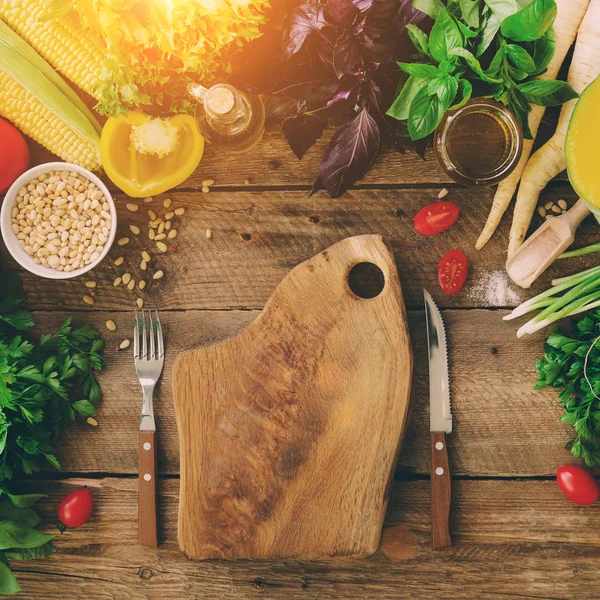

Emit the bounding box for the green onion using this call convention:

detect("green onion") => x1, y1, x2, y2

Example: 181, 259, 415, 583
560, 243, 600, 260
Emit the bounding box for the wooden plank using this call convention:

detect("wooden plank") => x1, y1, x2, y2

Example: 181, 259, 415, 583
9, 477, 600, 599
1, 186, 592, 312
13, 309, 568, 477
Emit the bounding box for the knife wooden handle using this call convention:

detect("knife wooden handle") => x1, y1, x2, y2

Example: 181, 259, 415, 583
139, 430, 158, 547
430, 431, 452, 550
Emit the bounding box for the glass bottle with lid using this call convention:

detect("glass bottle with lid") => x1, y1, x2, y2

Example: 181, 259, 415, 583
188, 82, 266, 154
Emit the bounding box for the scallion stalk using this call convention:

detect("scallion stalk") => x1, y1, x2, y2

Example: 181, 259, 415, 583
559, 243, 600, 260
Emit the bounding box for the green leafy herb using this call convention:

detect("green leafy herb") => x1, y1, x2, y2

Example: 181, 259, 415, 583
387, 0, 578, 141
535, 310, 600, 467
0, 274, 106, 481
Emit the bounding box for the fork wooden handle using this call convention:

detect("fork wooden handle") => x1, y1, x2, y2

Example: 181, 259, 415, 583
139, 430, 158, 547
431, 431, 452, 550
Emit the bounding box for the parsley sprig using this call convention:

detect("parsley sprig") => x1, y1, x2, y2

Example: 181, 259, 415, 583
0, 274, 106, 481
536, 310, 600, 466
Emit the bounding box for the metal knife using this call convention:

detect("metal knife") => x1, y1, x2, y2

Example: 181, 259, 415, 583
424, 289, 452, 550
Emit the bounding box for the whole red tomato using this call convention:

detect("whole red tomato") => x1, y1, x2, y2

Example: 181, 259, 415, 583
0, 119, 30, 193
58, 488, 94, 528
556, 465, 600, 506
414, 201, 460, 236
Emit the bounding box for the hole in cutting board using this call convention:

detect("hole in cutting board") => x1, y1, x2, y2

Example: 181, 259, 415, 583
348, 262, 385, 299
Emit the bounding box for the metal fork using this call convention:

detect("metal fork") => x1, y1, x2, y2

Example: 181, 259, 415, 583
133, 309, 164, 548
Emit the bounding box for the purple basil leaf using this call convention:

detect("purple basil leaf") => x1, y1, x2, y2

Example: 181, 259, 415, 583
282, 115, 327, 159
353, 0, 374, 12
307, 83, 358, 118
334, 33, 362, 78
312, 107, 381, 198
274, 80, 341, 103
283, 4, 328, 60
364, 0, 399, 36
265, 96, 306, 122
325, 0, 358, 24
396, 0, 427, 36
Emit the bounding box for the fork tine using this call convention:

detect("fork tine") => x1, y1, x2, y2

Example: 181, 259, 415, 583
149, 310, 155, 360
133, 310, 139, 359
141, 310, 148, 360
156, 310, 164, 359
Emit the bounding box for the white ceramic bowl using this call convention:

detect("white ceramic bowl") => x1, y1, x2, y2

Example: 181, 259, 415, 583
1, 162, 117, 279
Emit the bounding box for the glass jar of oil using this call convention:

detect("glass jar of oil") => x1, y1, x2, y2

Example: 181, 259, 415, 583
433, 99, 523, 187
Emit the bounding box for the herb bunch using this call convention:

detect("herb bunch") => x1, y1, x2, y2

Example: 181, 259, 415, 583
536, 310, 600, 467
0, 274, 106, 480
387, 0, 578, 140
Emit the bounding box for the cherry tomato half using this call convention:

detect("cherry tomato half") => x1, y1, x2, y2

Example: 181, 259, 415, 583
414, 201, 460, 236
556, 465, 600, 506
0, 119, 30, 194
58, 488, 94, 528
438, 250, 468, 295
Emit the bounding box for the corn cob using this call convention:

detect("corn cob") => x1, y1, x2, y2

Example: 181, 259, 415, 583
0, 71, 100, 171
0, 0, 105, 100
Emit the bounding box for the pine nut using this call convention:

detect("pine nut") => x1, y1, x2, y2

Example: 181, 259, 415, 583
202, 186, 209, 193
545, 201, 553, 210
154, 233, 166, 241
148, 209, 157, 220
122, 273, 131, 285
137, 298, 144, 308
158, 222, 165, 234
164, 221, 171, 230
130, 225, 140, 235
84, 280, 96, 288
106, 320, 116, 331
552, 205, 561, 214
127, 279, 135, 290
142, 251, 151, 262
156, 241, 168, 252
83, 295, 94, 305
119, 339, 130, 349
149, 229, 155, 240
126, 203, 139, 212
174, 207, 185, 216
139, 280, 146, 290
538, 206, 547, 217
168, 229, 177, 239
202, 179, 215, 187
558, 199, 567, 210
117, 237, 129, 246
143, 197, 153, 203
206, 229, 212, 239
87, 417, 99, 427
113, 277, 122, 287
163, 198, 172, 208
437, 188, 449, 199
141, 260, 147, 271
153, 270, 164, 280
165, 212, 175, 221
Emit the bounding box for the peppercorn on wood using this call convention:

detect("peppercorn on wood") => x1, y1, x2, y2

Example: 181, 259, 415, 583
0, 70, 101, 170
0, 0, 105, 101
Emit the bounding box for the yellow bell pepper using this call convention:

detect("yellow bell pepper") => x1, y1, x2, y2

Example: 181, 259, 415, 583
100, 111, 204, 197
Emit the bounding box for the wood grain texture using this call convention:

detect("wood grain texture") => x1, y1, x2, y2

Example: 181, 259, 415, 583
430, 431, 451, 550
2, 187, 594, 312
173, 236, 413, 559
138, 430, 158, 547
8, 477, 600, 599
16, 308, 569, 477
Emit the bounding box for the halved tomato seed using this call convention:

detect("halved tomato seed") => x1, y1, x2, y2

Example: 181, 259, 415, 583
438, 250, 468, 295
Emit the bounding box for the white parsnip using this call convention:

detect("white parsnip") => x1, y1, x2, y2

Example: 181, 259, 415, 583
508, 0, 600, 255
475, 0, 590, 251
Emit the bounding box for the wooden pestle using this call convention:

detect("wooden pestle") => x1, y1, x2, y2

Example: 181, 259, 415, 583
506, 199, 591, 288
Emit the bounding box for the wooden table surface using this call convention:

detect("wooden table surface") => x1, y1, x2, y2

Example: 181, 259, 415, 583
1, 124, 599, 599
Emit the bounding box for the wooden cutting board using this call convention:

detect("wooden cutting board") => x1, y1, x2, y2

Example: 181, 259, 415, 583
173, 234, 413, 560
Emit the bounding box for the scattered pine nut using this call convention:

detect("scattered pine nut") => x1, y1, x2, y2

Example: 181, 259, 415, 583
202, 186, 209, 193
84, 280, 96, 288
163, 198, 172, 208
545, 214, 554, 220
168, 229, 177, 239
154, 233, 166, 241
143, 197, 153, 203
156, 241, 168, 252
117, 237, 130, 246
165, 212, 175, 221
141, 260, 147, 271
122, 273, 131, 285
538, 206, 547, 217
113, 276, 122, 287
142, 250, 151, 262
206, 229, 212, 239
202, 179, 215, 187
139, 280, 146, 290
153, 270, 164, 280
114, 256, 124, 266
126, 203, 139, 212
149, 229, 156, 240
158, 222, 165, 234
164, 221, 171, 230
106, 320, 116, 331
136, 298, 144, 308
544, 201, 553, 210
551, 205, 561, 214
437, 188, 449, 199
174, 207, 185, 216
87, 417, 99, 427
130, 225, 141, 235
119, 339, 130, 349
558, 199, 567, 210
127, 278, 135, 290
90, 291, 96, 298
148, 209, 157, 220
83, 295, 94, 305
244, 179, 250, 185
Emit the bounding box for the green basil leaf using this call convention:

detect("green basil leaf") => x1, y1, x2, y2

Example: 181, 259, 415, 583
508, 86, 532, 138
0, 521, 54, 550
408, 87, 446, 140
506, 44, 536, 73
449, 79, 473, 110
5, 542, 55, 561
517, 79, 578, 106
438, 60, 455, 74
508, 65, 529, 81
397, 62, 439, 78
483, 0, 520, 19
486, 46, 505, 77
501, 0, 556, 42
72, 399, 97, 416
530, 29, 555, 76
459, 0, 481, 28
476, 12, 501, 56
5, 493, 46, 509
456, 20, 478, 39
0, 561, 20, 595
406, 25, 430, 57
386, 76, 426, 121
429, 9, 463, 63
428, 75, 459, 108
0, 500, 41, 529
450, 47, 503, 83
413, 0, 445, 18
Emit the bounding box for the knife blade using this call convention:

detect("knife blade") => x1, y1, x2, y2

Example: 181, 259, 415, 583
424, 289, 452, 550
